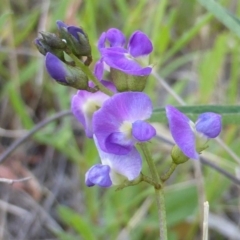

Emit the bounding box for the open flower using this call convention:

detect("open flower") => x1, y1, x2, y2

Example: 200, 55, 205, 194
98, 28, 153, 76
71, 80, 115, 138
71, 61, 116, 138
93, 92, 156, 155
85, 136, 142, 187
166, 105, 222, 160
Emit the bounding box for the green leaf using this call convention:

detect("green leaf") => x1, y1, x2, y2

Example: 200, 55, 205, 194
198, 34, 228, 102
151, 105, 240, 125
197, 0, 240, 37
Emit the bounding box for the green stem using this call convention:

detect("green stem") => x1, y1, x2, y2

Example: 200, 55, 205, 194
140, 143, 168, 240
161, 163, 177, 182
116, 173, 159, 190
68, 53, 113, 96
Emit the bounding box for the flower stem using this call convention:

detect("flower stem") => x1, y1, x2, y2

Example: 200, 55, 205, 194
161, 163, 177, 182
68, 53, 113, 96
140, 143, 168, 240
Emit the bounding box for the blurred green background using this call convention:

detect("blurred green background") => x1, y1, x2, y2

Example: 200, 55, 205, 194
0, 0, 240, 239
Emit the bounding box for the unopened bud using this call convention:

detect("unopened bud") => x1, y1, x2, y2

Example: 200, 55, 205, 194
56, 20, 92, 60
45, 52, 88, 90
34, 38, 49, 55
171, 145, 189, 165
39, 31, 66, 49
34, 38, 65, 62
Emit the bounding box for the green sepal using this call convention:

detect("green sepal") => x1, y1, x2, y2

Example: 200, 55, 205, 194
110, 68, 148, 92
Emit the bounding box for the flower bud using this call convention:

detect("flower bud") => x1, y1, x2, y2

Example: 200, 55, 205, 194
171, 145, 189, 164
34, 38, 65, 62
34, 38, 49, 55
45, 52, 88, 90
56, 20, 92, 60
39, 31, 66, 49
110, 68, 148, 92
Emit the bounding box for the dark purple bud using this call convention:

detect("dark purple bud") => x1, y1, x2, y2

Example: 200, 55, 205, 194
40, 31, 66, 49
67, 26, 86, 41
45, 53, 88, 90
56, 20, 92, 59
56, 20, 68, 29
34, 38, 48, 55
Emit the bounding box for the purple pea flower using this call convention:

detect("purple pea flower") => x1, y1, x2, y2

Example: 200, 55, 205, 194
166, 105, 222, 160
93, 92, 156, 155
85, 136, 142, 187
98, 28, 153, 76
71, 80, 116, 138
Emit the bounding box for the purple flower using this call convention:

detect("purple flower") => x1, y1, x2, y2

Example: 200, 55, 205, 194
166, 105, 222, 160
98, 28, 153, 76
93, 92, 156, 155
85, 136, 142, 187
98, 28, 126, 49
71, 80, 115, 138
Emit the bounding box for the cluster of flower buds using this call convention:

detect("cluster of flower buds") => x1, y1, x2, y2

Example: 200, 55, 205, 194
34, 21, 92, 90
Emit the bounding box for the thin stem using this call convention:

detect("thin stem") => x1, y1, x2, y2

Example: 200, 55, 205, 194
140, 143, 161, 188
0, 110, 72, 164
116, 173, 159, 191
155, 188, 167, 239
68, 53, 113, 96
161, 163, 177, 182
140, 143, 168, 240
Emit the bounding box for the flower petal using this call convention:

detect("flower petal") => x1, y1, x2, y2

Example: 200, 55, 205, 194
128, 31, 153, 58
195, 113, 222, 138
56, 20, 68, 29
93, 92, 153, 154
98, 32, 106, 50
71, 82, 112, 138
106, 28, 126, 47
132, 120, 156, 141
67, 26, 85, 41
94, 136, 142, 182
105, 132, 134, 155
101, 48, 152, 76
45, 53, 67, 83
85, 164, 112, 187
166, 105, 199, 160
94, 59, 104, 80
